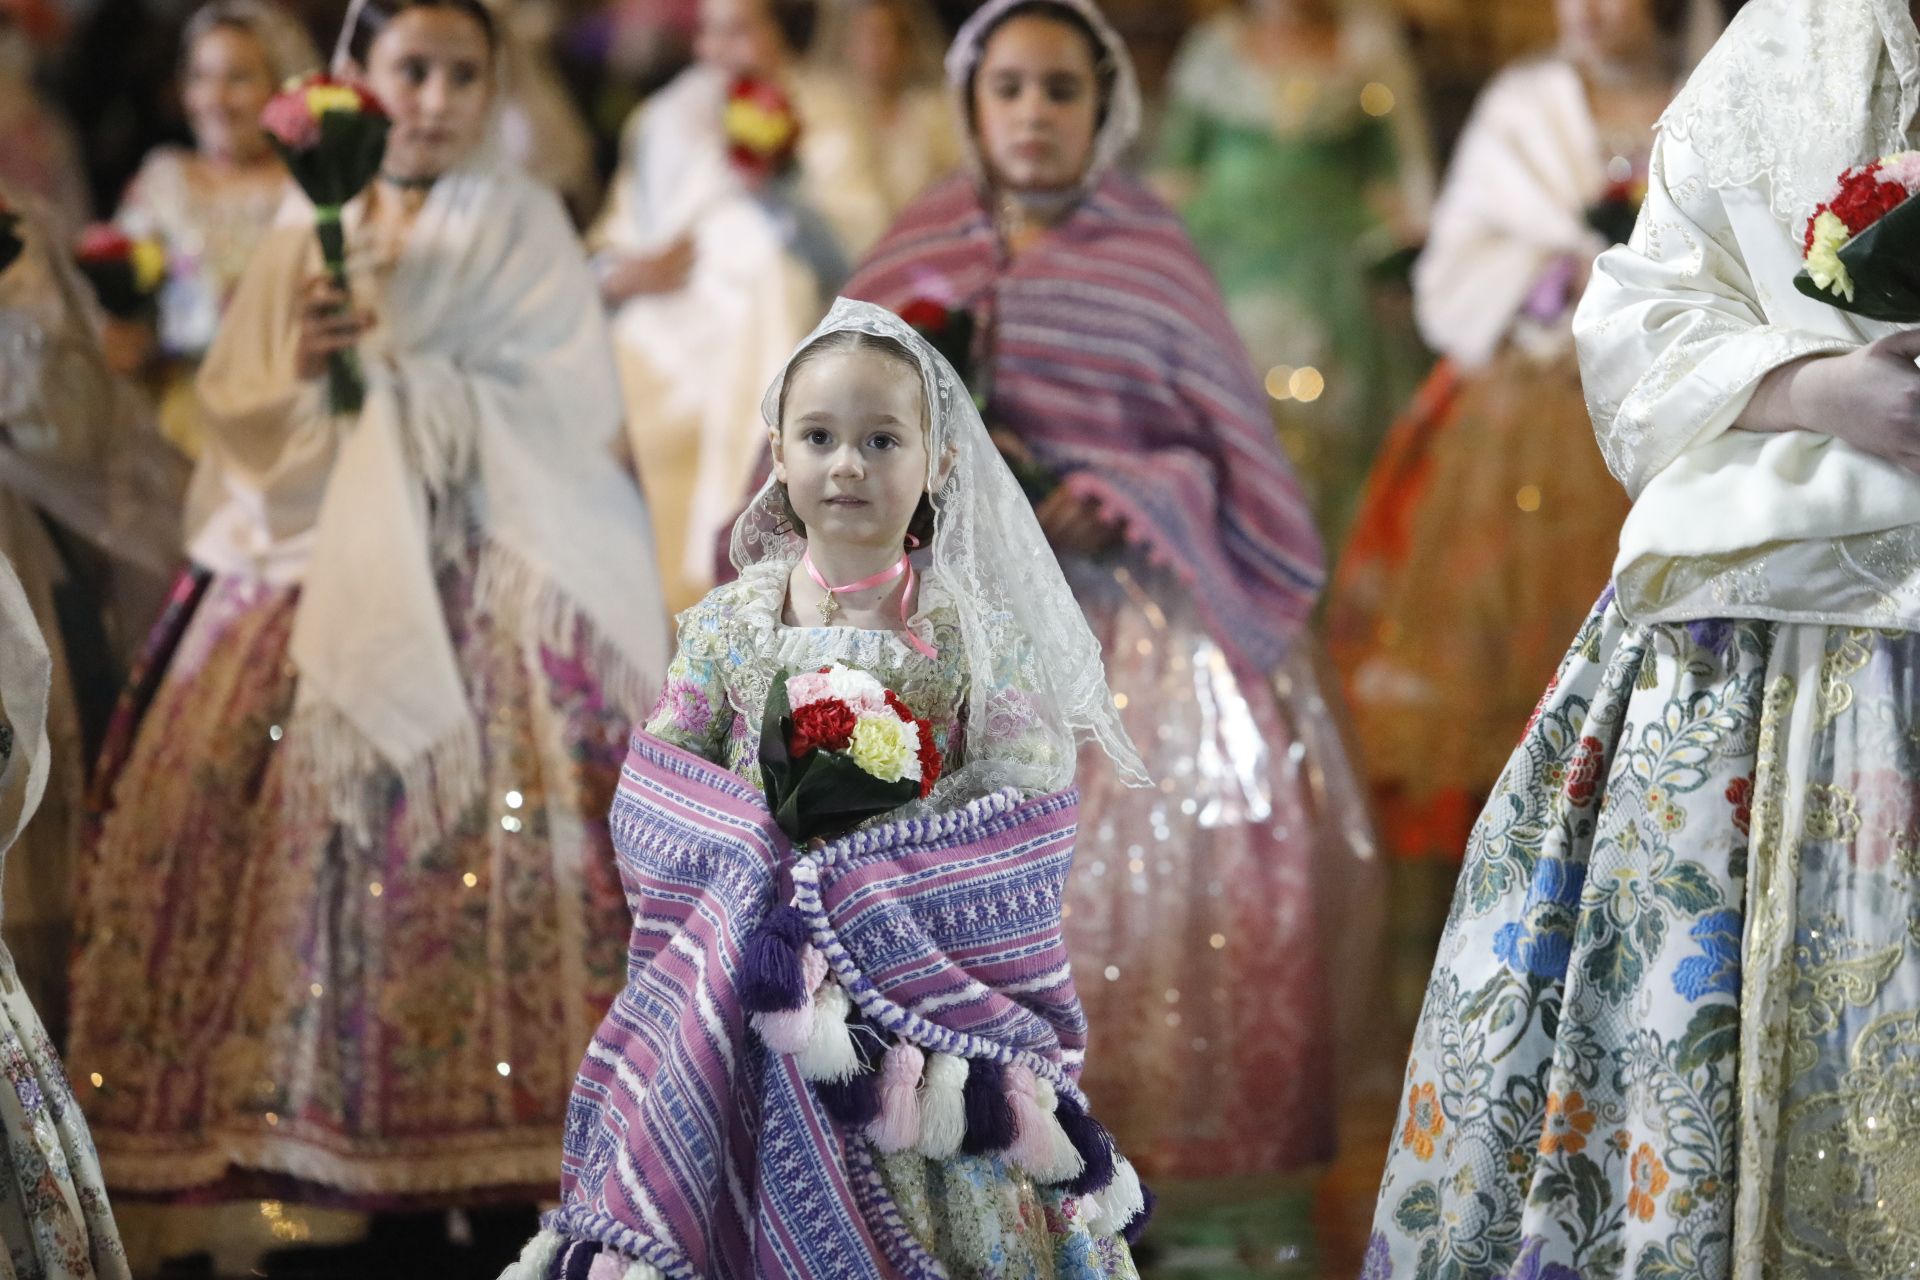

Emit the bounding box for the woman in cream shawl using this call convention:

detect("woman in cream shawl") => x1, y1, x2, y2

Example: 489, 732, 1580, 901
590, 0, 845, 615
1367, 1, 1920, 1274
67, 0, 668, 1202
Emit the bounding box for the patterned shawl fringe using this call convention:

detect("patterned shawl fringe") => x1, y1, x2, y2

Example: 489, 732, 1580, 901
282, 539, 658, 859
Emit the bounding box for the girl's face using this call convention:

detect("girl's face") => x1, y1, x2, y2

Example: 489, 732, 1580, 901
971, 14, 1100, 194
696, 0, 788, 82
847, 1, 910, 94
183, 25, 277, 163
774, 346, 930, 555
1556, 0, 1660, 65
364, 7, 494, 182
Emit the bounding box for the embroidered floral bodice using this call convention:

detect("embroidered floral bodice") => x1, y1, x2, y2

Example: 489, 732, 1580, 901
646, 558, 1067, 809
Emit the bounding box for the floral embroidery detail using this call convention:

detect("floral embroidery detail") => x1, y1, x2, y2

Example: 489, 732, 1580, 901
1563, 736, 1604, 807
1499, 1237, 1581, 1280
1538, 1091, 1595, 1156
1401, 1081, 1444, 1160
1726, 774, 1754, 836
1359, 1231, 1393, 1280
1627, 1143, 1669, 1221
666, 679, 714, 738
1672, 908, 1742, 1001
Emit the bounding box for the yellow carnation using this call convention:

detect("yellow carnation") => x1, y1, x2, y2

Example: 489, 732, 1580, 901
130, 238, 167, 293
848, 716, 917, 784
305, 84, 364, 118
1805, 209, 1856, 301
725, 100, 796, 155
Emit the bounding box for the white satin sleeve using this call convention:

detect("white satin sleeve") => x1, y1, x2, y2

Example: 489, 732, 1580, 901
1573, 128, 1858, 497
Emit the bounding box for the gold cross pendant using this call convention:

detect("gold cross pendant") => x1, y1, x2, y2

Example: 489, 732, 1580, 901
817, 591, 840, 624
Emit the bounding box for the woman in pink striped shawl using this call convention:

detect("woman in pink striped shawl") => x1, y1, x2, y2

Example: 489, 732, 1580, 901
841, 0, 1382, 1218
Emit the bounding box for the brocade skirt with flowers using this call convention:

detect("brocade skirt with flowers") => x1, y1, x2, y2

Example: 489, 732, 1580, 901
66, 553, 635, 1203
1367, 592, 1920, 1279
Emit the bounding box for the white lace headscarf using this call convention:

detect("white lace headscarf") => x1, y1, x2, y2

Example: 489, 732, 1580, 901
730, 297, 1147, 793
1661, 0, 1920, 228
945, 0, 1143, 194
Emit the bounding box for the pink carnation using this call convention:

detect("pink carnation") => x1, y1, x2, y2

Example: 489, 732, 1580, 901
1880, 150, 1920, 195
786, 671, 836, 709
261, 91, 321, 150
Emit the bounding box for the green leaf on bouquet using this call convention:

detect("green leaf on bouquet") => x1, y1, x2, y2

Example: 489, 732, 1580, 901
1794, 195, 1920, 322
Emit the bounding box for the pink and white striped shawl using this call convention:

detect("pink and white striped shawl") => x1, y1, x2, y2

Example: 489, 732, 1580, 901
844, 172, 1325, 677
538, 731, 1096, 1279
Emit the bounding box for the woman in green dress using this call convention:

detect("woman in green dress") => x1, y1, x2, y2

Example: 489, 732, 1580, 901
1157, 0, 1433, 543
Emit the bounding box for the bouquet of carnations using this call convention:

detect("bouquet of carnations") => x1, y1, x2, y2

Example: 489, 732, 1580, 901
725, 76, 802, 183
758, 663, 943, 844
259, 72, 390, 413
897, 297, 1058, 504
1795, 151, 1920, 320
0, 198, 21, 275
73, 224, 167, 319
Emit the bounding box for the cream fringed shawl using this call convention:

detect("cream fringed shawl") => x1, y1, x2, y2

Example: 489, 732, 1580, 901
191, 159, 669, 844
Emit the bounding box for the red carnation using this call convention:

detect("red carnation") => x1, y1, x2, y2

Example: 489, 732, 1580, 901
792, 697, 856, 754
898, 299, 951, 335
1806, 163, 1912, 250
883, 689, 915, 721
74, 224, 131, 261
914, 718, 942, 799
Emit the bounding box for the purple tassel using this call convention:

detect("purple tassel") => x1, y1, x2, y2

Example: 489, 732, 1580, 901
816, 1073, 882, 1126
741, 905, 810, 1014
960, 1059, 1016, 1155
1122, 1183, 1156, 1245
1054, 1094, 1116, 1195
815, 1016, 885, 1127
559, 1240, 603, 1280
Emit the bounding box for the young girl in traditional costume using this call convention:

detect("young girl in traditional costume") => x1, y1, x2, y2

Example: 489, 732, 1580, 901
113, 0, 318, 457
68, 0, 668, 1204
504, 298, 1150, 1279
1368, 1, 1920, 1274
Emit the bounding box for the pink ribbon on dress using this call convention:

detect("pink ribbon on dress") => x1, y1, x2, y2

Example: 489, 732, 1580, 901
802, 549, 938, 660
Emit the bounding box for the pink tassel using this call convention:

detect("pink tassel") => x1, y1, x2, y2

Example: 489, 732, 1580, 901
1006, 1065, 1055, 1174
1015, 1074, 1084, 1184
752, 948, 829, 1055
866, 1042, 926, 1153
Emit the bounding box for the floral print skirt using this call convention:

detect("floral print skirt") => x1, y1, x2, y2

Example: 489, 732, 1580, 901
1369, 592, 1920, 1279
67, 560, 635, 1204
876, 1152, 1140, 1280
0, 960, 129, 1279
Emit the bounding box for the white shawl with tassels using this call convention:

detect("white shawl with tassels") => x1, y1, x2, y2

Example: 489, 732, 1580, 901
192, 157, 669, 842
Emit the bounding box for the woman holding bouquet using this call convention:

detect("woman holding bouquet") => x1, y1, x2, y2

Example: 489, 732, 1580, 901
1326, 0, 1679, 964
112, 0, 318, 457
68, 0, 669, 1204
589, 0, 847, 615
1366, 0, 1920, 1273
840, 0, 1380, 1246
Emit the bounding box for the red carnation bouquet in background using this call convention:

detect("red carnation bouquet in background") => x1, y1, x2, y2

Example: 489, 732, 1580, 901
260, 72, 390, 413
73, 224, 167, 319
724, 76, 802, 183
1795, 152, 1920, 320
758, 663, 943, 844
0, 197, 21, 275
898, 297, 1057, 504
